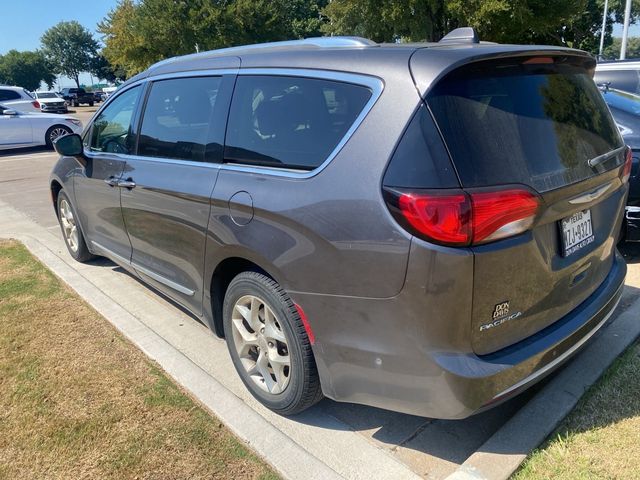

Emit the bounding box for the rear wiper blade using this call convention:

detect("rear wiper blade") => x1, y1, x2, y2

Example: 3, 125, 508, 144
587, 146, 626, 168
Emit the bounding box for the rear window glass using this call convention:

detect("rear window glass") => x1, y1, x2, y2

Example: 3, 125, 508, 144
225, 75, 372, 170
427, 57, 624, 192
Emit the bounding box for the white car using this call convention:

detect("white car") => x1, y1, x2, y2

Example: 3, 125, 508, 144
0, 105, 82, 150
0, 86, 41, 113
33, 91, 68, 113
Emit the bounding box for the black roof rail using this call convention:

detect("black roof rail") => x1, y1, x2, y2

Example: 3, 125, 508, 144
439, 27, 480, 45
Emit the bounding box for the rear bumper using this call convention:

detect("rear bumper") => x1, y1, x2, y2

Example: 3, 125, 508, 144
298, 249, 626, 419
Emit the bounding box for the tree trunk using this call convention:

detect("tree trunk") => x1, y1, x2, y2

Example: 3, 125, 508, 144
74, 75, 80, 88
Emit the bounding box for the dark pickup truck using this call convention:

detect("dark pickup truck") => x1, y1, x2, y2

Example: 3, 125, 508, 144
60, 87, 94, 107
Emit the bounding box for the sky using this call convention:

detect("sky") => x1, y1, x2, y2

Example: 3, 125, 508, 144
0, 0, 118, 88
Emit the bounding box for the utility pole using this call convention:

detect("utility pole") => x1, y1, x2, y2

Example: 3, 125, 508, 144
599, 0, 609, 58
621, 0, 632, 59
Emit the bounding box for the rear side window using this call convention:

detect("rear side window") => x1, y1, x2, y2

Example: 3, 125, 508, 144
225, 75, 372, 170
90, 86, 141, 154
138, 76, 222, 162
0, 89, 21, 101
594, 69, 640, 94
383, 103, 458, 188
428, 57, 624, 192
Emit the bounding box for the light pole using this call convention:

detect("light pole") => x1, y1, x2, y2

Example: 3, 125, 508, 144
621, 0, 633, 59
599, 0, 609, 58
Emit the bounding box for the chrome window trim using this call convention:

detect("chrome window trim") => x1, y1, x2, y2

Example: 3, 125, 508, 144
86, 68, 384, 179
223, 68, 384, 179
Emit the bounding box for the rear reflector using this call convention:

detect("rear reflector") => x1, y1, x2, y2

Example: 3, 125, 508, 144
294, 303, 315, 345
386, 187, 540, 247
622, 146, 633, 184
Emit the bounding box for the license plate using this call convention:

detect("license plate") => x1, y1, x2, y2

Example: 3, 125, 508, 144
561, 209, 594, 256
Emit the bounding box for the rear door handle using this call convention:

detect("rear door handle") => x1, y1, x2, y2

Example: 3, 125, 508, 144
117, 178, 136, 189
104, 176, 119, 187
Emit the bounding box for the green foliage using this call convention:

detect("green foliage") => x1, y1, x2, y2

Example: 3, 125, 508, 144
0, 50, 55, 91
91, 54, 126, 84
99, 0, 328, 77
603, 36, 640, 59
98, 0, 640, 79
41, 21, 99, 88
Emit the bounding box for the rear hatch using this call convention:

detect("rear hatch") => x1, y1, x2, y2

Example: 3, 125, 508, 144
420, 53, 628, 354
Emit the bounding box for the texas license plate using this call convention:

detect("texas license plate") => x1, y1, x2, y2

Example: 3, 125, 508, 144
561, 209, 594, 257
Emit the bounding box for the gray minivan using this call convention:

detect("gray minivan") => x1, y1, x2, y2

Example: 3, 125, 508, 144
51, 29, 630, 419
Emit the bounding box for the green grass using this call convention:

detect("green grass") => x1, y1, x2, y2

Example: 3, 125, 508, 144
0, 240, 278, 480
514, 341, 640, 479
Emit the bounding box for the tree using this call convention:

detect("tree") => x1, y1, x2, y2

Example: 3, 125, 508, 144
322, 0, 447, 42
98, 0, 329, 78
41, 21, 98, 88
0, 50, 55, 91
91, 54, 126, 84
603, 36, 640, 59
320, 0, 640, 51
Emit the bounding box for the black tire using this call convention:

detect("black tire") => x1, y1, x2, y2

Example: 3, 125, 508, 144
223, 271, 323, 415
72, 100, 78, 107
45, 125, 72, 149
89, 102, 94, 107
56, 190, 95, 263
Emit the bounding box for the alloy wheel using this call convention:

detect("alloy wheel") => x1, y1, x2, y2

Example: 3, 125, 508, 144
231, 294, 291, 394
59, 199, 79, 253
49, 127, 69, 143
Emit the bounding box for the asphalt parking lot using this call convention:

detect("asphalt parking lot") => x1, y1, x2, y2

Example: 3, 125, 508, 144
2, 126, 640, 478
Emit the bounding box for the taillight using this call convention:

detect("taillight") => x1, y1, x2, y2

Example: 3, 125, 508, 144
398, 192, 471, 245
471, 189, 539, 243
386, 187, 540, 247
621, 146, 633, 184
32, 100, 40, 109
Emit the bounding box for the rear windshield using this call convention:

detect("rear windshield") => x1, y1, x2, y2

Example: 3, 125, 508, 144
427, 57, 624, 192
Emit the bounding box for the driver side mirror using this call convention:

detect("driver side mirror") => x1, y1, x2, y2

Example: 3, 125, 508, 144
54, 133, 83, 156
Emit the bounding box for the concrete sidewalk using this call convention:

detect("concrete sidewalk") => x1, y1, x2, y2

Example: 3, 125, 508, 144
2, 196, 640, 480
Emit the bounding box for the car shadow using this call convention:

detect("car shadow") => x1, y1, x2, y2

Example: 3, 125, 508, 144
619, 241, 640, 264
0, 146, 52, 157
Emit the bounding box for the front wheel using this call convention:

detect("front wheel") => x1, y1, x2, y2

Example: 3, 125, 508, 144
46, 125, 72, 148
56, 191, 95, 263
223, 272, 323, 415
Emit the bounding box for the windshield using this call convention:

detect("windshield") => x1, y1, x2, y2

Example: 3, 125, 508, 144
37, 92, 59, 99
428, 57, 624, 192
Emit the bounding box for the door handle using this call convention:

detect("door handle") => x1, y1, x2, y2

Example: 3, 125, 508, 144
104, 176, 119, 187
117, 178, 136, 189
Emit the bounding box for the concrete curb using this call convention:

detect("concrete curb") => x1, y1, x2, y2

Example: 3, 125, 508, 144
444, 289, 640, 480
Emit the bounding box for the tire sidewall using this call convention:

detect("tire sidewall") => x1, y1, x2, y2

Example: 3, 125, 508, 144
223, 273, 307, 412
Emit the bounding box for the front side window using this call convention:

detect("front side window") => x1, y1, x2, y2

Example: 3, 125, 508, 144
225, 75, 372, 170
137, 76, 222, 162
89, 86, 141, 154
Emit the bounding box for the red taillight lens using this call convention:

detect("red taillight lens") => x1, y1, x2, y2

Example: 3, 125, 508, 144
32, 100, 40, 109
471, 189, 539, 244
398, 192, 471, 245
621, 146, 633, 184
388, 187, 540, 247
